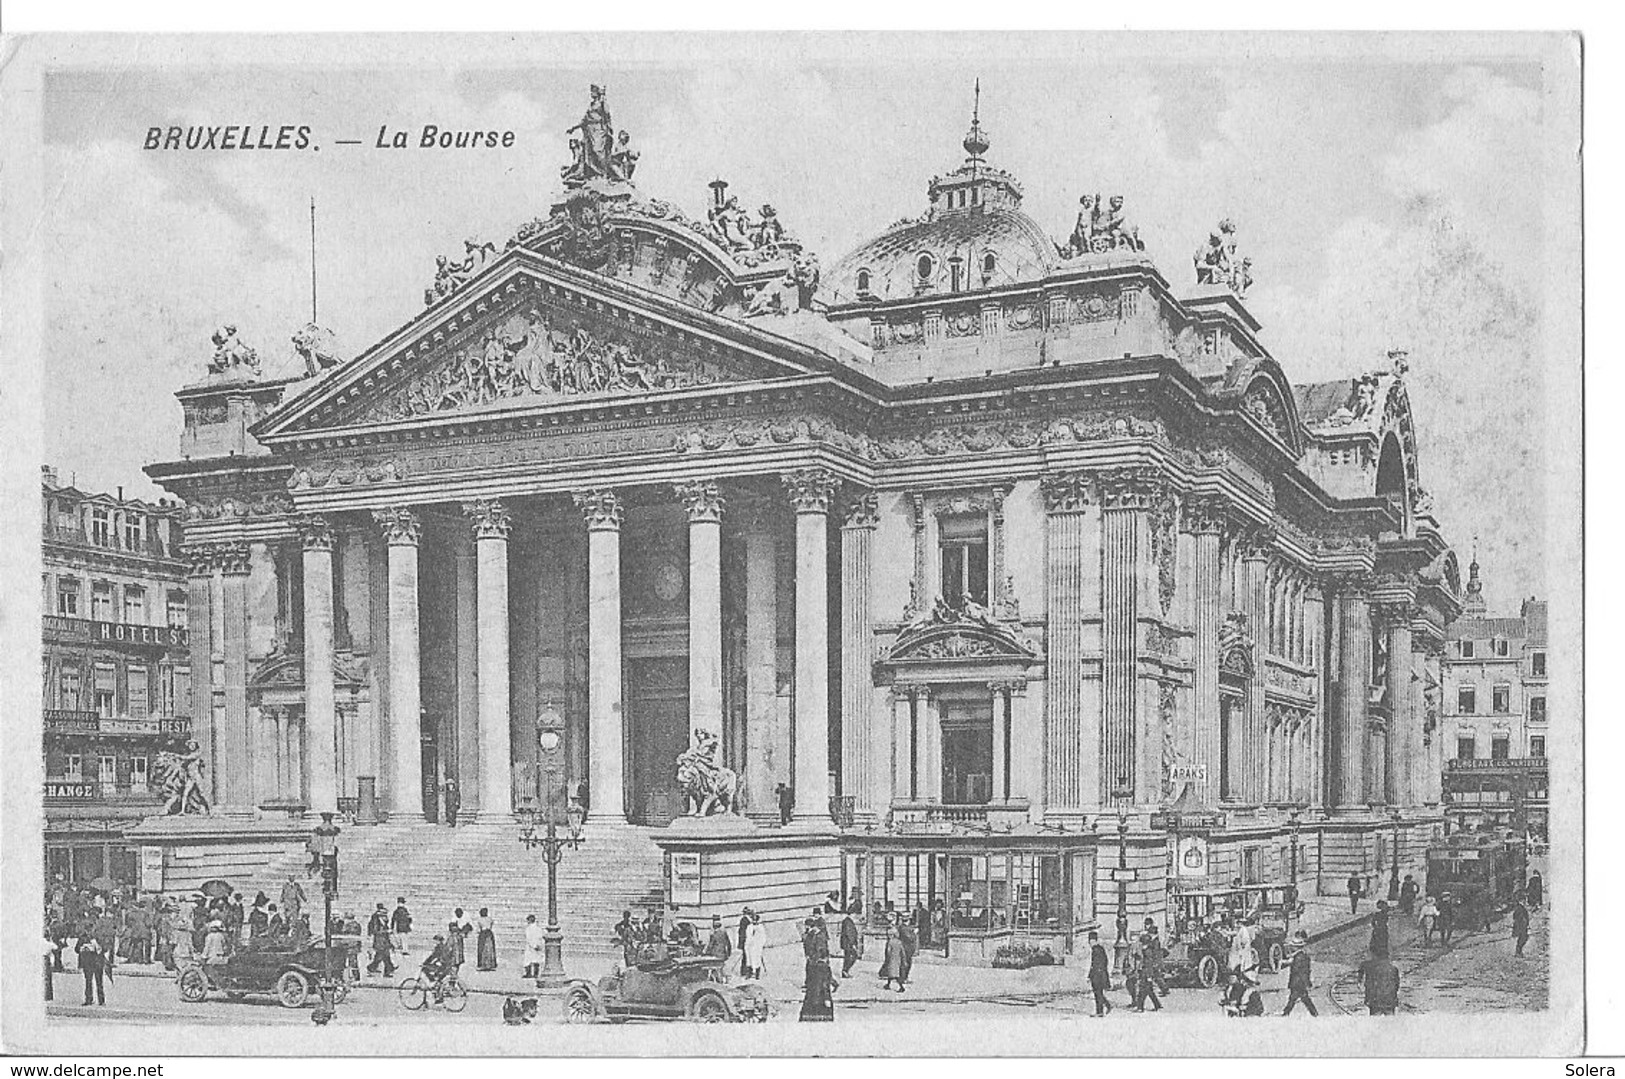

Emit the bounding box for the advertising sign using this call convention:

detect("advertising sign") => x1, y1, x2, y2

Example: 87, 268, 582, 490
670, 852, 702, 907
44, 782, 99, 801
140, 846, 165, 892
1176, 834, 1210, 878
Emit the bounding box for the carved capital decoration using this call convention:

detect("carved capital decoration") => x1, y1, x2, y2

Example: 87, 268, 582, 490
1372, 601, 1420, 631
1180, 494, 1230, 536
675, 480, 726, 524
1040, 471, 1093, 513
842, 491, 880, 530
891, 682, 932, 704
573, 489, 624, 532
372, 506, 422, 547
297, 516, 335, 553
783, 467, 838, 515
1234, 525, 1276, 563
1098, 467, 1166, 511
463, 499, 512, 541
987, 677, 1028, 696
183, 539, 252, 576
1327, 572, 1373, 601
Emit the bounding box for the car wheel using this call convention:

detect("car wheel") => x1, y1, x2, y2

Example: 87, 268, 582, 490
276, 970, 311, 1009
688, 990, 731, 1023
1197, 955, 1219, 988
178, 967, 209, 1003
398, 977, 428, 1011
562, 987, 603, 1024
1266, 943, 1285, 973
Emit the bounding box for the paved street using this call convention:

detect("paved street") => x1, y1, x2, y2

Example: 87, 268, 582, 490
45, 897, 1547, 1026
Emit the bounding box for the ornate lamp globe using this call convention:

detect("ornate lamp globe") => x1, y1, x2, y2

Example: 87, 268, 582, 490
539, 729, 562, 754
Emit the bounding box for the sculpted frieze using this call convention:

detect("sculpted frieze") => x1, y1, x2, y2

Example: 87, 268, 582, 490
674, 415, 869, 458
185, 490, 295, 521
869, 412, 1166, 462
363, 303, 716, 423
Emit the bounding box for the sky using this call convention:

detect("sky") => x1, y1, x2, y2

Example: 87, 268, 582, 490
38, 48, 1562, 612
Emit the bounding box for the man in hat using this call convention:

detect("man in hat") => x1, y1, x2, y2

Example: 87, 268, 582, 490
1281, 930, 1318, 1015
280, 875, 306, 929
1087, 930, 1113, 1016
1223, 967, 1265, 1016
1511, 898, 1531, 957
803, 908, 830, 961
705, 914, 733, 961
420, 933, 454, 1003
1370, 900, 1392, 957
367, 903, 395, 976
391, 897, 414, 956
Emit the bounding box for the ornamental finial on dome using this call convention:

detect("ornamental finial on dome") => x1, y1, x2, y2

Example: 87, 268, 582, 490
962, 79, 989, 163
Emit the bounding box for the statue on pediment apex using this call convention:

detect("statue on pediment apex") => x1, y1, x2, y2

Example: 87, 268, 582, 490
424, 237, 498, 307
561, 84, 636, 189
1195, 218, 1253, 296
207, 324, 260, 379
291, 322, 341, 377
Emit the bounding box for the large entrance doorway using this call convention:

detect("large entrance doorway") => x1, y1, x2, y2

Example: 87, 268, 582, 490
627, 657, 688, 826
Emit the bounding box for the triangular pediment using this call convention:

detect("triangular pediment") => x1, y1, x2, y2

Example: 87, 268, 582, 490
256, 250, 838, 439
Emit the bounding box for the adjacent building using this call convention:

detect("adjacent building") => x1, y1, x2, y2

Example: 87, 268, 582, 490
42, 465, 192, 885
1441, 560, 1548, 838
134, 87, 1465, 952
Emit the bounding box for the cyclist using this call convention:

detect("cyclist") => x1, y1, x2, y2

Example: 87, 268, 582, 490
420, 933, 456, 1003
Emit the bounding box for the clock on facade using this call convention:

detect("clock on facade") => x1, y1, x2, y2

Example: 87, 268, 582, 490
653, 560, 683, 602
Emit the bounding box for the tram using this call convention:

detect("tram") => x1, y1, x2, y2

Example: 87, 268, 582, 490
1425, 830, 1528, 921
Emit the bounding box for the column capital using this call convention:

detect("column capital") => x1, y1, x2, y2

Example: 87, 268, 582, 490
1040, 471, 1093, 513
218, 541, 252, 576
372, 506, 422, 547
573, 488, 624, 531
1328, 571, 1375, 600
1373, 600, 1422, 630
842, 490, 880, 529
783, 467, 839, 515
1180, 493, 1231, 535
1235, 524, 1277, 562
297, 515, 335, 553
1097, 466, 1167, 511
987, 677, 1028, 696
675, 480, 726, 524
891, 681, 932, 704
463, 498, 512, 540
182, 539, 251, 576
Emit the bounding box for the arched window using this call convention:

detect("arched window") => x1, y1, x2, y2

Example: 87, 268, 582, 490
856, 268, 872, 295
981, 252, 996, 280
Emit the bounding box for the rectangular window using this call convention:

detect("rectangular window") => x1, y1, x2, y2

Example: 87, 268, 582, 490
1491, 736, 1510, 760
98, 755, 116, 791
1493, 639, 1510, 657
1458, 686, 1476, 714
1529, 697, 1546, 723
123, 514, 143, 551
1240, 846, 1263, 885
1492, 685, 1510, 714
938, 516, 989, 610
93, 663, 116, 718
127, 665, 149, 718
1456, 736, 1476, 760
1530, 736, 1546, 759
91, 581, 113, 621
64, 755, 82, 781
1532, 651, 1546, 677
167, 591, 187, 629
174, 666, 192, 717
131, 756, 149, 792
56, 578, 80, 616
58, 665, 81, 710
123, 586, 146, 625
1459, 640, 1475, 659
90, 507, 111, 546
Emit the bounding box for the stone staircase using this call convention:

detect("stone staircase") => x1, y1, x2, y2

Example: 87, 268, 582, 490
242, 819, 667, 961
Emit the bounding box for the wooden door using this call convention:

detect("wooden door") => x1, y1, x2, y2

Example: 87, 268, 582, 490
627, 658, 688, 826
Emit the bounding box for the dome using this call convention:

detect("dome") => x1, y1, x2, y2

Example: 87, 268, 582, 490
824, 206, 1059, 307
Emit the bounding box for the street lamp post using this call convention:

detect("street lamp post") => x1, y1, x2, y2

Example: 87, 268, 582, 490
518, 723, 584, 990
1113, 809, 1130, 973
1388, 807, 1403, 901
1287, 808, 1301, 940
311, 811, 340, 1026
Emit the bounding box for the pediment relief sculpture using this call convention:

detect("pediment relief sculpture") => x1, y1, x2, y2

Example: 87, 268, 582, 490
883, 597, 1036, 665
364, 304, 716, 422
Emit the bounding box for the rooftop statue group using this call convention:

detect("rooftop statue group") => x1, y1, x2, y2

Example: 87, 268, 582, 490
1061, 193, 1145, 257
1194, 218, 1254, 296
206, 324, 260, 379
155, 740, 211, 815
424, 237, 499, 307
560, 83, 639, 188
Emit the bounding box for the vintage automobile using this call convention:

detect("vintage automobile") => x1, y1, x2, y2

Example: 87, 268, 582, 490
177, 939, 358, 1009
561, 954, 771, 1023
1160, 884, 1302, 986
1235, 884, 1304, 974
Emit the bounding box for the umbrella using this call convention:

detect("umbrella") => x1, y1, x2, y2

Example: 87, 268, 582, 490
200, 879, 234, 899
87, 876, 118, 893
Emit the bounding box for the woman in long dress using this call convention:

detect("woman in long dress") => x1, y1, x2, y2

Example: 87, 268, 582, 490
878, 921, 907, 992
799, 957, 836, 1022
475, 907, 497, 971
742, 912, 767, 980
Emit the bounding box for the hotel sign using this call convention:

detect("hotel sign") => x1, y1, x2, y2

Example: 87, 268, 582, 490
42, 617, 187, 650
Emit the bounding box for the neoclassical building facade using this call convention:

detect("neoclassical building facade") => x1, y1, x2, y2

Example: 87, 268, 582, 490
143, 88, 1462, 943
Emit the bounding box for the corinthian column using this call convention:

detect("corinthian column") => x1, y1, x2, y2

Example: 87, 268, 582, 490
218, 542, 252, 811
841, 492, 879, 817
375, 507, 424, 820
1332, 576, 1372, 811
1099, 468, 1161, 806
1040, 472, 1095, 814
784, 467, 838, 822
1380, 602, 1416, 807
183, 547, 218, 805
1238, 534, 1274, 804
300, 517, 339, 815
1183, 497, 1227, 806
464, 499, 513, 819
574, 490, 625, 820
676, 481, 726, 749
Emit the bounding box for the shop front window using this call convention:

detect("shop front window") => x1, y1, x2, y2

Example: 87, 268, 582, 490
941, 700, 993, 805
948, 855, 991, 931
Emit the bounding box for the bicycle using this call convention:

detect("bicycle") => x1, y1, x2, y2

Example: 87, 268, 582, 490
398, 971, 468, 1012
